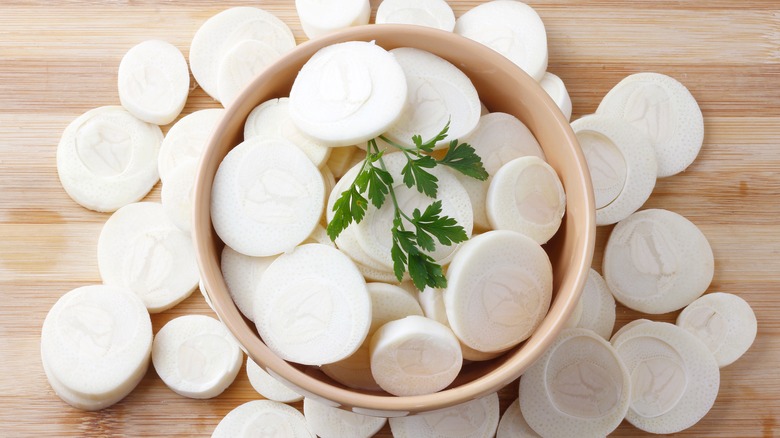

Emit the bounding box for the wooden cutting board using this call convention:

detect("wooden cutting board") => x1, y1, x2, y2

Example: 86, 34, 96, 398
1, 1, 778, 436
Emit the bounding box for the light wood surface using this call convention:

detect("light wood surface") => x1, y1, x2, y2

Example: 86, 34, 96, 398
1, 1, 778, 436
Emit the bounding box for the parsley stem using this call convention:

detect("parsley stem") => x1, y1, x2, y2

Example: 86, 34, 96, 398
378, 135, 421, 156
368, 140, 414, 227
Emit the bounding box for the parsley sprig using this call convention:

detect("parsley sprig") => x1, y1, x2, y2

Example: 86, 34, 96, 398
326, 122, 488, 290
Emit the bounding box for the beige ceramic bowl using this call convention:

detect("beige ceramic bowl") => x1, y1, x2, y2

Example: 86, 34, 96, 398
193, 25, 595, 416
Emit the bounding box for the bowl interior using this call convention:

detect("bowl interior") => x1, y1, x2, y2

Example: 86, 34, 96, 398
193, 24, 595, 415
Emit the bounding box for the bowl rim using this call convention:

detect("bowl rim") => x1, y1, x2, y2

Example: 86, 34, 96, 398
193, 24, 596, 414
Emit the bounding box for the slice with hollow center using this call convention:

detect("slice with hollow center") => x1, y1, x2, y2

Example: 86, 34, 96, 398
454, 0, 548, 81
383, 47, 481, 150
520, 328, 631, 438
603, 208, 714, 314
375, 0, 456, 31
572, 269, 617, 340
189, 7, 295, 102
676, 292, 757, 367
245, 98, 331, 167
97, 202, 199, 313
57, 106, 162, 212
303, 398, 387, 438
289, 41, 407, 146
497, 398, 541, 438
611, 321, 720, 434
158, 108, 224, 180
211, 136, 325, 257
246, 357, 303, 403
571, 114, 657, 226
539, 72, 573, 121
152, 314, 243, 399
295, 0, 370, 39
388, 392, 500, 438
118, 40, 189, 125
369, 315, 462, 396
486, 156, 565, 244
597, 72, 704, 178
41, 285, 152, 411
212, 400, 314, 438
445, 230, 552, 353
255, 244, 371, 366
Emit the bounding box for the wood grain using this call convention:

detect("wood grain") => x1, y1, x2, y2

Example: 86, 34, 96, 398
1, 1, 778, 436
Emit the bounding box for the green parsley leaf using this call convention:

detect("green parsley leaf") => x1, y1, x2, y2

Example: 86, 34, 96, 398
437, 139, 489, 181
411, 201, 469, 248
401, 155, 438, 198
412, 120, 451, 153
326, 186, 367, 240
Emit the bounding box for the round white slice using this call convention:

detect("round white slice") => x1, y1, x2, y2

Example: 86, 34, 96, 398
497, 398, 541, 438
389, 392, 500, 438
158, 108, 224, 180
57, 106, 162, 212
326, 145, 363, 179
211, 136, 325, 257
217, 39, 283, 107
289, 41, 407, 146
245, 97, 331, 167
221, 245, 277, 322
610, 319, 653, 345
41, 285, 152, 409
573, 269, 617, 340
520, 328, 631, 438
454, 172, 490, 231
369, 315, 462, 396
152, 314, 243, 399
571, 114, 657, 226
303, 398, 387, 438
597, 72, 704, 177
539, 72, 572, 121
118, 40, 189, 125
384, 47, 480, 150
454, 0, 548, 81
246, 357, 303, 403
321, 282, 423, 390
356, 262, 402, 284
160, 159, 197, 232
676, 292, 757, 367
486, 156, 565, 244
255, 244, 371, 365
603, 208, 715, 314
445, 230, 553, 352
212, 400, 314, 438
375, 0, 456, 31
295, 0, 370, 39
611, 321, 720, 434
463, 112, 545, 176
97, 202, 199, 313
354, 153, 473, 270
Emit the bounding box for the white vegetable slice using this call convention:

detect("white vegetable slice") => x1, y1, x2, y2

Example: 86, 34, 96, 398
610, 319, 653, 345
454, 0, 548, 81
354, 152, 473, 270
211, 136, 325, 257
486, 156, 565, 244
611, 321, 720, 434
255, 244, 371, 365
161, 160, 197, 232
57, 106, 161, 212
303, 398, 387, 438
571, 114, 657, 226
497, 398, 541, 438
217, 39, 283, 107
454, 174, 490, 231
289, 41, 407, 146
97, 202, 199, 313
152, 314, 242, 399
356, 263, 402, 283
375, 0, 456, 31
676, 292, 757, 367
246, 357, 303, 403
389, 392, 500, 438
463, 112, 545, 176
326, 145, 364, 179
212, 400, 314, 438
562, 296, 583, 329
189, 7, 295, 102
320, 166, 336, 201
369, 315, 462, 396
596, 72, 704, 178
245, 97, 331, 167
220, 245, 276, 322
295, 0, 370, 39
41, 285, 152, 410
520, 328, 631, 438
445, 230, 552, 352
573, 269, 617, 340
383, 47, 480, 149
603, 208, 715, 314
118, 40, 189, 125
539, 72, 572, 121
158, 108, 224, 180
